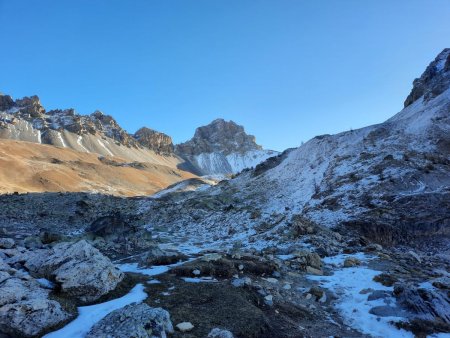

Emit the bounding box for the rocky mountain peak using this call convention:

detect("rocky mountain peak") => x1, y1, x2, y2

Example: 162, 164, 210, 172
404, 48, 450, 107
134, 127, 174, 154
15, 95, 46, 117
0, 94, 14, 111
176, 118, 263, 156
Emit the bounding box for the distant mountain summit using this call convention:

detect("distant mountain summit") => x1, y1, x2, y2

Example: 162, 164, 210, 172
175, 119, 278, 175
176, 118, 262, 155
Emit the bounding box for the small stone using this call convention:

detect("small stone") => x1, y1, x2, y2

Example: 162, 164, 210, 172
309, 286, 324, 298
264, 277, 278, 284
369, 306, 399, 317
283, 283, 291, 290
359, 288, 374, 294
306, 266, 323, 275
264, 294, 273, 306
238, 264, 244, 271
408, 250, 421, 263
272, 271, 281, 277
208, 328, 234, 338
367, 290, 391, 301
343, 257, 361, 268
305, 293, 312, 300
192, 269, 201, 276
0, 238, 15, 249
365, 243, 383, 252
176, 322, 194, 332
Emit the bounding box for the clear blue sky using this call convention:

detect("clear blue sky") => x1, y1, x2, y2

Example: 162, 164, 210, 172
0, 1, 449, 151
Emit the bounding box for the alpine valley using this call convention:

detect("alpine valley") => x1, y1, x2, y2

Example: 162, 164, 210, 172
0, 49, 449, 338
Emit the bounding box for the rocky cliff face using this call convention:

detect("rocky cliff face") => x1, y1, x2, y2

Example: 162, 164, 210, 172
404, 48, 450, 107
176, 119, 262, 156
134, 127, 174, 155
175, 119, 278, 175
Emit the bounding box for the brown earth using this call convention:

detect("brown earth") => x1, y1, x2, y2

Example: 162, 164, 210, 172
0, 139, 196, 196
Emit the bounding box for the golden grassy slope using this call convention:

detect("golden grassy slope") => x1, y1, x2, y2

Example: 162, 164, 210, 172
0, 139, 196, 196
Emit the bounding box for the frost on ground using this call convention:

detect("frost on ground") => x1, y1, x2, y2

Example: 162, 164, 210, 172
43, 284, 147, 338
309, 254, 413, 338
118, 263, 170, 276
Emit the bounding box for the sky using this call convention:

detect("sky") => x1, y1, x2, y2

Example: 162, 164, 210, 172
0, 1, 449, 151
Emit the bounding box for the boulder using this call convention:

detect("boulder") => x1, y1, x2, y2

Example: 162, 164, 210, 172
394, 284, 450, 324
25, 240, 124, 302
293, 250, 322, 270
0, 238, 15, 249
208, 328, 234, 338
86, 303, 173, 338
0, 277, 69, 337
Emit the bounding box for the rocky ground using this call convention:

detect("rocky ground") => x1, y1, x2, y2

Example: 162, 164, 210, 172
0, 192, 449, 338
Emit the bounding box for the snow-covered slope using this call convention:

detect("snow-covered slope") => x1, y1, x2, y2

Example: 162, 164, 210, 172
141, 48, 450, 249
191, 149, 279, 175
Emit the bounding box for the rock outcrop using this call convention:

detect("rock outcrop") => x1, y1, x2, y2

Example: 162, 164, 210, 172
176, 119, 262, 156
134, 127, 174, 154
404, 48, 450, 107
86, 303, 174, 338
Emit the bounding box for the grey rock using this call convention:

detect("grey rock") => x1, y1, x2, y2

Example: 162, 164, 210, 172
367, 290, 391, 301
369, 305, 400, 317
208, 328, 234, 338
0, 277, 69, 337
394, 283, 450, 324
0, 238, 14, 249
343, 257, 361, 267
134, 127, 174, 155
404, 48, 450, 107
25, 240, 124, 302
87, 303, 173, 338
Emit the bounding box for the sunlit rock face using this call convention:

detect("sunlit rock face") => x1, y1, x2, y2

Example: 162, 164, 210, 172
175, 119, 279, 175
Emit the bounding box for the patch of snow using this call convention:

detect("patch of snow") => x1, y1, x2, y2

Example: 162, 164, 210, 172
77, 135, 89, 152
182, 277, 218, 283
97, 139, 114, 156
308, 260, 413, 338
57, 132, 66, 148
43, 283, 147, 338
117, 263, 169, 276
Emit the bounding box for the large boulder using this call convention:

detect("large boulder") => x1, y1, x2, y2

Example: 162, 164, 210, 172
394, 283, 450, 324
86, 303, 174, 338
0, 277, 69, 337
25, 240, 124, 302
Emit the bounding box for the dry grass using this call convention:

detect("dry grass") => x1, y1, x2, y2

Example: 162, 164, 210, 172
0, 139, 196, 196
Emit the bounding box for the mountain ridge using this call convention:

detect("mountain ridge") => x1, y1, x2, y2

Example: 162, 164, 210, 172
0, 95, 276, 176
